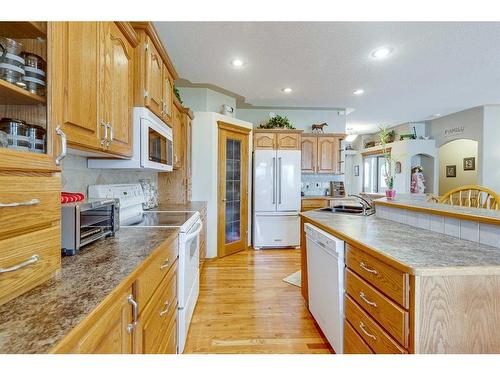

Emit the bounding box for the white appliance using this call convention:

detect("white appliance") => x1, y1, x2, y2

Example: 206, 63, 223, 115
305, 223, 345, 354
88, 107, 173, 171
253, 149, 301, 248
88, 184, 202, 353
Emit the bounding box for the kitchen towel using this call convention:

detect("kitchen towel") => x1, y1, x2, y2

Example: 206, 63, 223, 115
61, 192, 85, 204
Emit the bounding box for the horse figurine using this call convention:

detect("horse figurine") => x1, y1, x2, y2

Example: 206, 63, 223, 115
311, 122, 328, 133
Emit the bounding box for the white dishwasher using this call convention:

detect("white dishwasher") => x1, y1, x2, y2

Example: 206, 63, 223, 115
305, 223, 345, 354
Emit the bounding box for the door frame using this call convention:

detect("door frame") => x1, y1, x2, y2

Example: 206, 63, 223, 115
217, 121, 251, 258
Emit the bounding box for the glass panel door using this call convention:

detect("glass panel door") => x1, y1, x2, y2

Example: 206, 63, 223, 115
225, 138, 241, 244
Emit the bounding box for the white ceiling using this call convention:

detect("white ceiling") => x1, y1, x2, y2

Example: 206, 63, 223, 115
155, 22, 500, 133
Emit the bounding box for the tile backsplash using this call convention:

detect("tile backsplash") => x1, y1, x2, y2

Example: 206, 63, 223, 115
301, 174, 344, 196
61, 154, 158, 194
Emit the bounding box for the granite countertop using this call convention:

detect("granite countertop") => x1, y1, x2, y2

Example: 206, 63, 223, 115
0, 226, 178, 354
301, 210, 500, 276
153, 200, 207, 212
374, 196, 500, 224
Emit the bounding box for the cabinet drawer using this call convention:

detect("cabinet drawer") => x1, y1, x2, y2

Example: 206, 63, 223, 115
346, 269, 408, 347
0, 226, 61, 305
344, 320, 373, 354
301, 199, 329, 208
141, 262, 178, 353
136, 235, 178, 308
158, 311, 177, 354
345, 296, 407, 354
0, 176, 60, 239
346, 244, 409, 308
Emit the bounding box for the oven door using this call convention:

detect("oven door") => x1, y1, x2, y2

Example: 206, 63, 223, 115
178, 219, 202, 308
140, 117, 173, 171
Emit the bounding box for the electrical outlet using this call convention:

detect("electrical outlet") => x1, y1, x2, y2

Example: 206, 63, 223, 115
315, 182, 320, 188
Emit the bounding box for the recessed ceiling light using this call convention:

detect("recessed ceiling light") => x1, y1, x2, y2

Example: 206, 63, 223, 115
231, 58, 244, 67
282, 87, 293, 93
353, 89, 364, 96
371, 46, 393, 59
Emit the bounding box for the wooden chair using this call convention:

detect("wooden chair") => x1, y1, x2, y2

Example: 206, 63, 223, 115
438, 185, 500, 210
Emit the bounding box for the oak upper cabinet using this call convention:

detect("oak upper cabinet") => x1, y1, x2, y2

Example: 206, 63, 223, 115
57, 22, 101, 151
276, 131, 301, 149
317, 136, 339, 174
301, 134, 343, 174
162, 65, 174, 124
253, 131, 276, 150
132, 23, 178, 128
53, 22, 138, 156
144, 36, 164, 119
301, 136, 317, 173
172, 101, 183, 169
253, 129, 302, 150
101, 22, 134, 157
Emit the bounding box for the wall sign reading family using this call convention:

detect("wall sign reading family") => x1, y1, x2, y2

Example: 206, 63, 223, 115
444, 126, 465, 136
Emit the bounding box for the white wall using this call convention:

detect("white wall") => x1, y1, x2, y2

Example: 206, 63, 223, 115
427, 106, 483, 147
191, 112, 253, 258
237, 108, 346, 133
177, 87, 236, 114
438, 139, 478, 195
482, 105, 500, 193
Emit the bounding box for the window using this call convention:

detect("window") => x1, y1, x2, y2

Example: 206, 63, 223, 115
363, 154, 389, 193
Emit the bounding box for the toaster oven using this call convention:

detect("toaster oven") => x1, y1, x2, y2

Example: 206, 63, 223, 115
61, 198, 120, 256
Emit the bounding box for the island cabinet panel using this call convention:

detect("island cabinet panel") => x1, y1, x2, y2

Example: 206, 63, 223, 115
346, 244, 409, 309
345, 296, 407, 354
414, 274, 500, 354
344, 320, 373, 354
346, 269, 409, 347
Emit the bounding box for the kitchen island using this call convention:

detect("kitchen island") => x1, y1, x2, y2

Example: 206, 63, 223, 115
0, 227, 178, 354
300, 206, 500, 353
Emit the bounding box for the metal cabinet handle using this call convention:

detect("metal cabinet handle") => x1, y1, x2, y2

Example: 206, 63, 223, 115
107, 123, 114, 146
359, 292, 377, 307
127, 294, 139, 334
100, 120, 108, 147
160, 259, 171, 270
359, 322, 377, 340
159, 300, 170, 316
272, 157, 276, 204
0, 254, 39, 273
278, 157, 282, 204
55, 125, 67, 166
0, 198, 40, 208
360, 261, 378, 275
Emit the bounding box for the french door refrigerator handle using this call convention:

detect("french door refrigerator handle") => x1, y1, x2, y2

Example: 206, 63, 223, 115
278, 157, 282, 204
272, 156, 276, 204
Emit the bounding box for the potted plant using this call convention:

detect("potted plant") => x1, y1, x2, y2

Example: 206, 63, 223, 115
258, 114, 295, 129
379, 127, 397, 199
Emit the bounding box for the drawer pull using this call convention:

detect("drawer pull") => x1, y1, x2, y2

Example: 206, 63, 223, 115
359, 261, 378, 275
127, 294, 139, 334
160, 259, 171, 270
359, 322, 377, 341
159, 300, 171, 316
0, 254, 39, 273
0, 198, 40, 208
359, 292, 377, 307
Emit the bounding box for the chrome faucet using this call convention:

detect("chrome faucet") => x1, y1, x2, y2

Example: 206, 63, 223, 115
348, 194, 375, 216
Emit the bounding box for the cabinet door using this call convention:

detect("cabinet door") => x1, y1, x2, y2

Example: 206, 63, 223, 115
317, 136, 339, 174
162, 65, 173, 125
58, 22, 101, 151
185, 114, 192, 201
145, 37, 163, 118
101, 22, 133, 157
76, 289, 133, 354
301, 136, 317, 173
172, 105, 183, 169
253, 132, 276, 150
277, 133, 301, 149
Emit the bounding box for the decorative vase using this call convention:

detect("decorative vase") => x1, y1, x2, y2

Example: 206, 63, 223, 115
385, 189, 396, 199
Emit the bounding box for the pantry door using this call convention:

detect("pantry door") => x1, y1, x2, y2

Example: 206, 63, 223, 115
217, 122, 250, 258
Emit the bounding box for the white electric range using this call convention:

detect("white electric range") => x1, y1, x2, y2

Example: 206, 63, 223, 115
88, 184, 202, 354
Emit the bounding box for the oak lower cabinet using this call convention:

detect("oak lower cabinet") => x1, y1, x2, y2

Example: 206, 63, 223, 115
301, 198, 330, 212
71, 289, 134, 354
300, 133, 343, 174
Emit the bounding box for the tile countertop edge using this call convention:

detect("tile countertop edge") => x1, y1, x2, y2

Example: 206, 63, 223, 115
300, 212, 500, 277
374, 198, 500, 226
49, 228, 180, 353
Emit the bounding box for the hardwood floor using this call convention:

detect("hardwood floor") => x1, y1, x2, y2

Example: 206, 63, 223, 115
184, 249, 333, 354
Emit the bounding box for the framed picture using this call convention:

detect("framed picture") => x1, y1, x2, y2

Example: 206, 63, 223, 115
446, 165, 456, 178
463, 157, 475, 171
354, 165, 359, 176
395, 161, 402, 174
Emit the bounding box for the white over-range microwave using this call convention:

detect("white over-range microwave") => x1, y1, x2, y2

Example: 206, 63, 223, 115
88, 107, 173, 171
